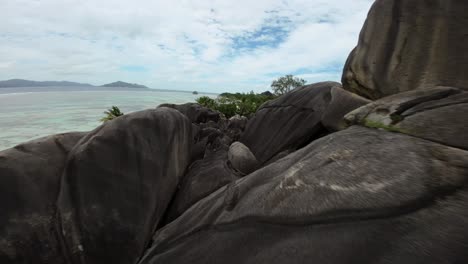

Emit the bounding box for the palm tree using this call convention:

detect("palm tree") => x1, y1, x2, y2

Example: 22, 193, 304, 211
100, 106, 124, 122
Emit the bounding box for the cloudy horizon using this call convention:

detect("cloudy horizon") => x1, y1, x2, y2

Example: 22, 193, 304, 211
1, 0, 374, 93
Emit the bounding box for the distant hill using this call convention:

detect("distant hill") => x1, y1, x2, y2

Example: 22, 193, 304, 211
101, 81, 148, 89
0, 79, 94, 88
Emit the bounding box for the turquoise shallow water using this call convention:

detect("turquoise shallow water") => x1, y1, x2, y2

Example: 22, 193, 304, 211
0, 87, 212, 151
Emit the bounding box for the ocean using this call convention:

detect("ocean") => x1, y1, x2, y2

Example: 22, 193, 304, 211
0, 87, 214, 151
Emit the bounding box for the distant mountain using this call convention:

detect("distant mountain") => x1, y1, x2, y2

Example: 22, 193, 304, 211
0, 79, 150, 89
0, 79, 94, 88
100, 81, 148, 89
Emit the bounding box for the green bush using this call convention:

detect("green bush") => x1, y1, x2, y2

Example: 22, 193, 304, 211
196, 92, 275, 118
195, 96, 217, 109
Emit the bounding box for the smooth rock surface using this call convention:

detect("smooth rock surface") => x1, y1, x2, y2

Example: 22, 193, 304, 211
57, 108, 192, 264
342, 0, 468, 99
0, 132, 86, 263
228, 142, 258, 175
139, 126, 468, 264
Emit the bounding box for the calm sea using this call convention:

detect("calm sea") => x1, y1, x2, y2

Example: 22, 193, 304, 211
0, 87, 214, 151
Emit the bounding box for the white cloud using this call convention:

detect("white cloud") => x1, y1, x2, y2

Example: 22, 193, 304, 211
0, 0, 374, 93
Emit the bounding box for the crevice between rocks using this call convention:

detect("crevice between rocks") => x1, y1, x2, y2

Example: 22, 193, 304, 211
391, 88, 462, 118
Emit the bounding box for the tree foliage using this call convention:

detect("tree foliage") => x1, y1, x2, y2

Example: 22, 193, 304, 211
270, 74, 307, 95
100, 106, 124, 123
196, 92, 275, 118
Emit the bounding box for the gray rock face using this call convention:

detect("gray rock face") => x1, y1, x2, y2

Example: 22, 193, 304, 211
228, 142, 258, 175
57, 108, 192, 264
139, 126, 468, 264
345, 86, 468, 149
0, 132, 86, 263
342, 0, 468, 99
240, 82, 369, 164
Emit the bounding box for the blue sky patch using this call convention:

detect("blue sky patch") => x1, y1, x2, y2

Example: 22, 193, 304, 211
231, 15, 293, 53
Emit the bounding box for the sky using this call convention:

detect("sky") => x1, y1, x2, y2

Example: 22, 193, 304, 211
1, 0, 375, 93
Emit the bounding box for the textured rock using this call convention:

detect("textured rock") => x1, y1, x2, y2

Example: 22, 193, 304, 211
345, 86, 468, 149
228, 142, 258, 175
342, 0, 468, 99
57, 108, 192, 264
226, 115, 248, 141
139, 126, 468, 264
165, 103, 250, 163
240, 82, 369, 164
0, 132, 86, 263
190, 126, 224, 162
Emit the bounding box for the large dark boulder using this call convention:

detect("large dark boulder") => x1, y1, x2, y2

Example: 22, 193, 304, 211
139, 125, 468, 264
0, 132, 86, 263
240, 82, 369, 164
57, 108, 192, 264
342, 0, 468, 99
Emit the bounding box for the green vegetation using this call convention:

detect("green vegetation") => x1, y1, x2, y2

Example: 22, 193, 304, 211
195, 74, 307, 117
363, 119, 407, 133
196, 92, 276, 118
100, 106, 124, 123
271, 74, 307, 95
